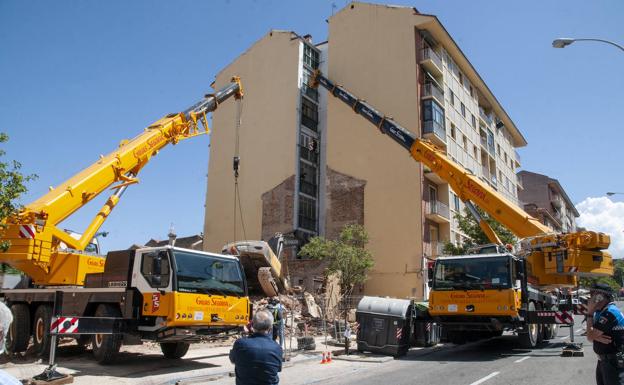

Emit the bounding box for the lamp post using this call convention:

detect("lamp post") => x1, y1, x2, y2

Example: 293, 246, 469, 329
552, 38, 624, 52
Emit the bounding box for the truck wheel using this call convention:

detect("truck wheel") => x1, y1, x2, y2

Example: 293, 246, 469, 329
519, 302, 539, 349
33, 304, 53, 357
543, 324, 558, 340
91, 304, 122, 364
6, 304, 30, 353
160, 342, 190, 359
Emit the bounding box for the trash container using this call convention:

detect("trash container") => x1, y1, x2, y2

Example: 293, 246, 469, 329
355, 296, 412, 357
411, 302, 440, 347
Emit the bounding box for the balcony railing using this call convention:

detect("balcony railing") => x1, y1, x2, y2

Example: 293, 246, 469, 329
301, 115, 318, 131
299, 180, 317, 196
425, 200, 450, 219
423, 81, 444, 103
422, 47, 443, 71
298, 215, 317, 232
299, 145, 319, 164
479, 107, 493, 127
424, 242, 446, 257
423, 120, 446, 143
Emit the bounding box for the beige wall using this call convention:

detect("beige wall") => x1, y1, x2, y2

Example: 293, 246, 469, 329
327, 4, 432, 299
204, 31, 301, 252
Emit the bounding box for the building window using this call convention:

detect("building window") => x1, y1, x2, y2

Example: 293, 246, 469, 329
497, 144, 501, 155
469, 85, 474, 98
453, 193, 460, 211
301, 97, 318, 131
422, 99, 446, 139
303, 44, 319, 69
458, 72, 463, 85
299, 162, 317, 197
462, 136, 468, 151
471, 114, 476, 128
473, 144, 477, 158
301, 68, 318, 102
460, 102, 466, 118
449, 89, 455, 106
299, 133, 319, 164
450, 123, 456, 140
298, 195, 317, 232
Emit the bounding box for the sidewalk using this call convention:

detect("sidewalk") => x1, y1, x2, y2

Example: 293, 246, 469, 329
1, 337, 343, 385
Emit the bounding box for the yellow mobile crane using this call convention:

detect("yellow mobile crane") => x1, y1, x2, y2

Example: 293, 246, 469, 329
0, 78, 251, 363
310, 70, 612, 350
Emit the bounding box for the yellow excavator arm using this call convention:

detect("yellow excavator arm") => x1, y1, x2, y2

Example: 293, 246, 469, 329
1, 77, 243, 285
310, 70, 612, 287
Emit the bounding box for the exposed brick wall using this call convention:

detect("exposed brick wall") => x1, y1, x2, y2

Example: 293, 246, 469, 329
324, 167, 366, 240
261, 175, 295, 241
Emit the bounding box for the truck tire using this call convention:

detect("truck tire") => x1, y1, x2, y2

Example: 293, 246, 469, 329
160, 342, 190, 359
33, 304, 53, 357
519, 302, 539, 349
91, 304, 122, 364
6, 304, 30, 353
543, 323, 558, 340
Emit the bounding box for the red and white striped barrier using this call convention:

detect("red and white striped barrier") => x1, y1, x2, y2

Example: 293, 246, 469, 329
51, 317, 79, 334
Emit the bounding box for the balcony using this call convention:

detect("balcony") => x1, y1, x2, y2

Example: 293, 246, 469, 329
491, 175, 498, 188
299, 145, 319, 164
424, 200, 450, 223
299, 180, 317, 197
301, 83, 319, 102
424, 166, 446, 185
479, 107, 493, 127
481, 165, 489, 180
423, 120, 446, 147
424, 242, 445, 257
514, 150, 521, 167
422, 81, 444, 106
298, 215, 317, 232
517, 174, 524, 190
301, 115, 318, 131
420, 47, 443, 78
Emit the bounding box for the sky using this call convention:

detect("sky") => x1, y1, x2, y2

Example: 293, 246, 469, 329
1, 1, 623, 255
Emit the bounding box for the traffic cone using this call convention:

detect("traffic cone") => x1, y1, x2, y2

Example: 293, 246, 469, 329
326, 351, 332, 363
320, 352, 327, 364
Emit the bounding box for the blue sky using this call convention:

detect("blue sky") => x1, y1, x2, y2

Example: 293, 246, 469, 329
1, 1, 623, 253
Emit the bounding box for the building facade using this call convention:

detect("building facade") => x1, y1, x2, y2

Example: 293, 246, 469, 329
517, 170, 578, 233
204, 2, 526, 299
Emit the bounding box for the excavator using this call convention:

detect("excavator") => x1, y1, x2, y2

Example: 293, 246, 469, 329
309, 70, 613, 351
0, 77, 253, 363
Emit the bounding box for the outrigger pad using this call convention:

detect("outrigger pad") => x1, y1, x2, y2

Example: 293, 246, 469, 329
30, 366, 73, 385
561, 343, 584, 357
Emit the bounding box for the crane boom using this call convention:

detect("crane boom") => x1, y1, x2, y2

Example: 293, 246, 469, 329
1, 77, 243, 285
311, 70, 612, 285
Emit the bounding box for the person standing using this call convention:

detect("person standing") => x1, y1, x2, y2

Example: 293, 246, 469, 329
586, 283, 624, 385
230, 309, 283, 385
0, 301, 22, 385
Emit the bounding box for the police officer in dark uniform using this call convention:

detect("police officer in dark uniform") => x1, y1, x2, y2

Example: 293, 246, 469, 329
587, 282, 624, 385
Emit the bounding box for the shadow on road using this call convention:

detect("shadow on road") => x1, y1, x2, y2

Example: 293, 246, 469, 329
400, 336, 564, 363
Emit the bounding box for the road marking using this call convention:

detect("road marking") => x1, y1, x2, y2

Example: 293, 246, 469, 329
514, 356, 530, 363
469, 372, 500, 385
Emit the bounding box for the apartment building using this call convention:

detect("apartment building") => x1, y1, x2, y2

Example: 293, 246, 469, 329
204, 2, 526, 299
517, 170, 578, 233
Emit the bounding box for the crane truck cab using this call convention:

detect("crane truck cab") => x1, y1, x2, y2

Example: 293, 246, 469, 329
3, 246, 251, 363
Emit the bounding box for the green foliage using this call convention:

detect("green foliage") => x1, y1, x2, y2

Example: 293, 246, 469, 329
299, 224, 374, 296
443, 206, 516, 255
0, 133, 37, 252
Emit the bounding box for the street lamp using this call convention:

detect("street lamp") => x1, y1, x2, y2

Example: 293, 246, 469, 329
552, 37, 624, 52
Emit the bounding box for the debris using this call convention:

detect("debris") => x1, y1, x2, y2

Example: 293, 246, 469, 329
303, 292, 322, 318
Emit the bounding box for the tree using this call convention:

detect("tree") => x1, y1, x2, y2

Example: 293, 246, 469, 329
299, 224, 374, 297
0, 133, 37, 252
443, 206, 516, 255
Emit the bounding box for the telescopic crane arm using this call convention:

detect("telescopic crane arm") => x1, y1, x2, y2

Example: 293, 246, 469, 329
2, 78, 243, 285
310, 70, 612, 284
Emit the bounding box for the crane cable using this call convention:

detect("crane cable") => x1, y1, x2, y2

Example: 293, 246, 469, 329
233, 98, 247, 242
